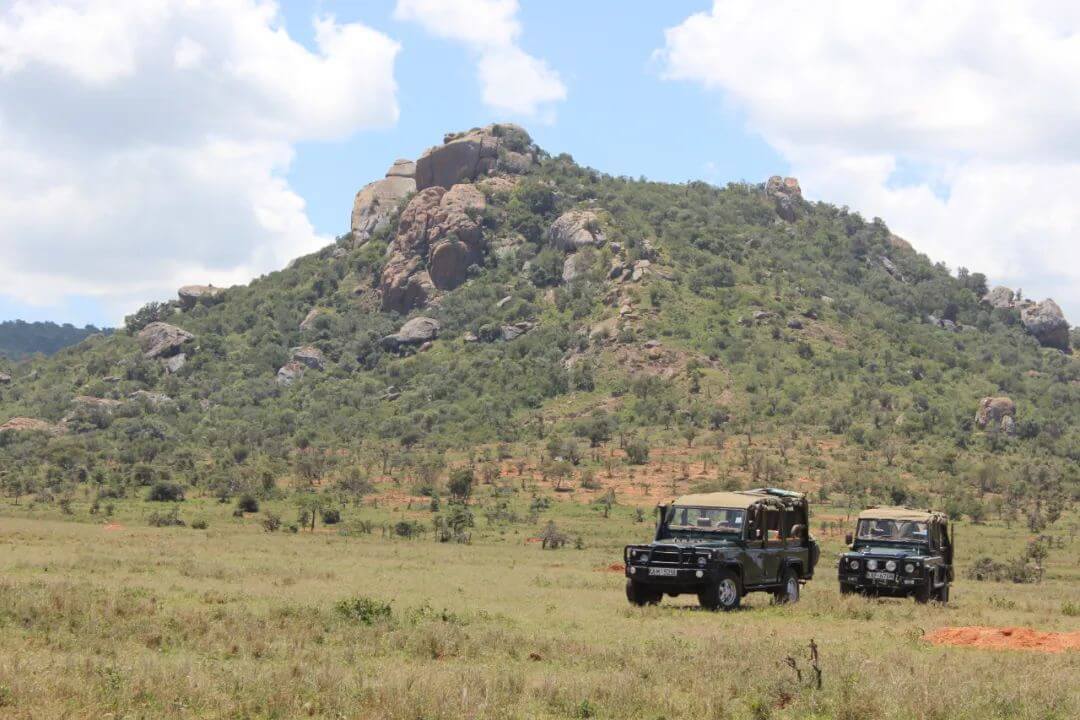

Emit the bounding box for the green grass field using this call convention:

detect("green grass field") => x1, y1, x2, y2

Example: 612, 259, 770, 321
0, 495, 1077, 720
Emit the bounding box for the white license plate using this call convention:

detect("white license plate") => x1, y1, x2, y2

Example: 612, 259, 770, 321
649, 567, 678, 577
866, 571, 895, 582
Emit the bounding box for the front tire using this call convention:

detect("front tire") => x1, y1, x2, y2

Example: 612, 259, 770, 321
626, 579, 661, 606
774, 568, 800, 604
915, 581, 932, 604
935, 584, 950, 603
699, 570, 741, 611
839, 583, 857, 595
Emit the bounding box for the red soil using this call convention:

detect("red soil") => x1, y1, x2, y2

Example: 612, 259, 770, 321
599, 563, 626, 573
925, 626, 1080, 654
103, 522, 125, 531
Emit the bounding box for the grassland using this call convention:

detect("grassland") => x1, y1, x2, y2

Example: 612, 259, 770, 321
1, 487, 1077, 720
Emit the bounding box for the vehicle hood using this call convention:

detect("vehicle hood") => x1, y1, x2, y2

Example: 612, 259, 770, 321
847, 545, 924, 558
648, 539, 734, 550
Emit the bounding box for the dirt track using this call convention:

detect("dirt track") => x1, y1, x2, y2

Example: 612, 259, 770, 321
926, 626, 1080, 653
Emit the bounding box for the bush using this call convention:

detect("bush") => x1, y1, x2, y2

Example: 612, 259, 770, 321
321, 508, 341, 525
335, 596, 392, 625
394, 520, 424, 538
191, 518, 209, 530
147, 482, 185, 502
624, 439, 650, 465
447, 467, 474, 501
236, 494, 259, 513
261, 512, 282, 533
148, 507, 184, 527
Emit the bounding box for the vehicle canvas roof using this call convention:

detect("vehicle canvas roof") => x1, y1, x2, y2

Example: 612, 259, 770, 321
856, 506, 945, 522
669, 489, 790, 510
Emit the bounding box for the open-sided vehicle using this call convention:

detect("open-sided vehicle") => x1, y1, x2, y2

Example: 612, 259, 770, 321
837, 506, 953, 603
624, 488, 819, 611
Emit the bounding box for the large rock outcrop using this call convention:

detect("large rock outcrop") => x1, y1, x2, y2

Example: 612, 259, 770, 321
137, 322, 193, 359
975, 396, 1016, 434
379, 183, 487, 312
548, 210, 604, 252
0, 417, 63, 435
350, 160, 417, 244
415, 124, 537, 191
765, 176, 802, 222
178, 285, 224, 309
290, 345, 325, 371
1020, 299, 1070, 350
382, 316, 440, 350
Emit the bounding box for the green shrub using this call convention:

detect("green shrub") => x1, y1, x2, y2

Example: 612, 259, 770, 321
261, 512, 282, 533
148, 507, 184, 527
147, 482, 184, 502
191, 518, 209, 530
320, 508, 341, 525
236, 494, 259, 513
335, 596, 392, 625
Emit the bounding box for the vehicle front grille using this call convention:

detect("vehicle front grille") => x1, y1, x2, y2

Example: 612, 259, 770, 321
649, 547, 686, 565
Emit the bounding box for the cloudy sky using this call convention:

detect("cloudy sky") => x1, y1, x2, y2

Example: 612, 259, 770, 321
1, 0, 1078, 327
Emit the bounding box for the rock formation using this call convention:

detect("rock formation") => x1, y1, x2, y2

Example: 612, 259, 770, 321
382, 316, 440, 350
379, 183, 486, 312
291, 346, 325, 371
276, 361, 305, 386
415, 123, 537, 191
351, 159, 417, 245
164, 354, 187, 374
548, 210, 604, 252
0, 417, 62, 435
299, 307, 328, 332
765, 176, 802, 222
981, 286, 1015, 310
975, 396, 1016, 434
178, 285, 224, 309
0, 372, 10, 384
128, 390, 174, 408
1020, 299, 1070, 350
137, 322, 193, 359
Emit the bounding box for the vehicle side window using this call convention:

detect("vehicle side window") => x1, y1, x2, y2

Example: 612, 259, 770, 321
747, 507, 763, 541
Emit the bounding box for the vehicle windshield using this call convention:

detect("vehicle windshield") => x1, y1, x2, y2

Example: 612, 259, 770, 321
665, 506, 745, 535
856, 519, 928, 542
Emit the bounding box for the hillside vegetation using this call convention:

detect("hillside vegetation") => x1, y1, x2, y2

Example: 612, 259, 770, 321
0, 124, 1075, 527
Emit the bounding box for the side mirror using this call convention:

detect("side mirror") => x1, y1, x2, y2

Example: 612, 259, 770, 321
844, 532, 853, 546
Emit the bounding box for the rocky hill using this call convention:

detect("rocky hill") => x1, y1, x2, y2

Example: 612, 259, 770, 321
0, 124, 1075, 516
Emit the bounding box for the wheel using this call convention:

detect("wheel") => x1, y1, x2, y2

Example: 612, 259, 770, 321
914, 582, 932, 604
935, 584, 950, 603
839, 583, 857, 595
774, 568, 800, 604
625, 579, 661, 606
698, 570, 741, 611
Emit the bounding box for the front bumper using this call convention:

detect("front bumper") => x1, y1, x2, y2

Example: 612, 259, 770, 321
626, 564, 717, 586
839, 572, 923, 589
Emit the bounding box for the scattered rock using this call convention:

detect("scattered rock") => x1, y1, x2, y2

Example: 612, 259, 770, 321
291, 345, 325, 371
630, 259, 651, 282
1020, 299, 1070, 350
0, 372, 10, 384
787, 318, 804, 330
880, 256, 904, 281
888, 233, 913, 251
382, 316, 440, 350
548, 210, 604, 251
415, 124, 536, 191
299, 308, 328, 332
982, 286, 1015, 310
137, 322, 194, 359
643, 339, 660, 349
164, 353, 187, 374
608, 261, 625, 280
0, 417, 62, 435
562, 253, 592, 283
752, 310, 776, 322
463, 332, 479, 343
500, 322, 534, 341
128, 390, 174, 408
496, 295, 512, 309
418, 341, 434, 353
765, 175, 802, 222
276, 361, 305, 386
975, 396, 1016, 434
926, 315, 961, 332
178, 284, 224, 309
72, 395, 122, 410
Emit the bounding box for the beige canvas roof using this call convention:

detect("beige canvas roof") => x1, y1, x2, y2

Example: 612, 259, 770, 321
669, 491, 781, 510
857, 506, 945, 522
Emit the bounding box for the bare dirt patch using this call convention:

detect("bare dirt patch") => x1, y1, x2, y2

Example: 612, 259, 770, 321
926, 626, 1080, 654
598, 563, 626, 573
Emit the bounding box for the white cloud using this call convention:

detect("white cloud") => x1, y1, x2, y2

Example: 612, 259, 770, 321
659, 0, 1080, 321
0, 0, 400, 321
395, 0, 565, 117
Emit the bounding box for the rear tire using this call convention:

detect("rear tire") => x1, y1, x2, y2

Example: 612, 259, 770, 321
774, 568, 800, 604
699, 570, 741, 611
626, 579, 661, 607
839, 583, 857, 595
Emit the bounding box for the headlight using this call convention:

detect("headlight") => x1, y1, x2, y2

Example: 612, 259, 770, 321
867, 559, 878, 571
885, 560, 897, 572
696, 556, 707, 567
848, 559, 860, 570
905, 563, 916, 574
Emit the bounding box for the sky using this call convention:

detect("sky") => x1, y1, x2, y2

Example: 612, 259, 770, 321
1, 0, 1078, 328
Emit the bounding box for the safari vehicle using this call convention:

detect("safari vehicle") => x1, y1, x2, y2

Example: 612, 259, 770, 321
837, 506, 953, 603
624, 488, 819, 611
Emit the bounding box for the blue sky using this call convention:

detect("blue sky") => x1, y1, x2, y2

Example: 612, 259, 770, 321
1, 1, 1078, 328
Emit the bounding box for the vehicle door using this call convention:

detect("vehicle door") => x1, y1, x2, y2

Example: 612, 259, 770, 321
760, 507, 785, 584
742, 506, 766, 585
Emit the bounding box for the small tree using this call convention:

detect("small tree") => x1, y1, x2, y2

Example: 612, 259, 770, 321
625, 438, 650, 465
448, 467, 474, 502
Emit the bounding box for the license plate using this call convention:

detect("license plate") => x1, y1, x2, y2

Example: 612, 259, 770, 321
866, 571, 895, 582
649, 567, 678, 577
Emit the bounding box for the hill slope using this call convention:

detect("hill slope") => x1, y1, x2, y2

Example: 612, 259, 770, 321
0, 124, 1075, 521
0, 320, 107, 360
